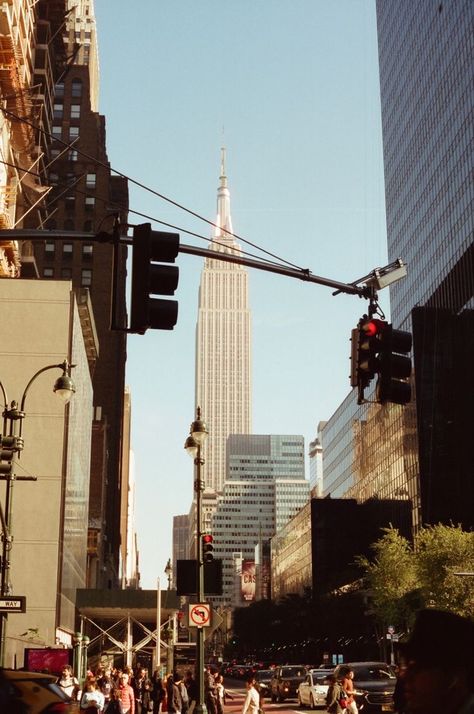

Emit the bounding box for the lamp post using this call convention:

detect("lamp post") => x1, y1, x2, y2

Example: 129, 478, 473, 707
165, 558, 172, 590
185, 407, 208, 714
0, 359, 75, 666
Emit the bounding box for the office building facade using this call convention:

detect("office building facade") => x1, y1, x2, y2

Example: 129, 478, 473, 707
195, 151, 252, 495
210, 434, 309, 607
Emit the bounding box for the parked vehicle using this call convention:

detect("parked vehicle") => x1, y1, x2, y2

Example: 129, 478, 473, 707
297, 668, 334, 709
334, 662, 396, 714
0, 668, 74, 713
270, 665, 307, 702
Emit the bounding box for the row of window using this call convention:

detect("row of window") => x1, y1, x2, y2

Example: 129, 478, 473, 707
45, 242, 93, 260
43, 266, 92, 287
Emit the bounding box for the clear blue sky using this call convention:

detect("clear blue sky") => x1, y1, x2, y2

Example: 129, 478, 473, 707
94, 0, 389, 589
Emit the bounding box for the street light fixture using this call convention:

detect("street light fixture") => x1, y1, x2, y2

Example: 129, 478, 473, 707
165, 558, 173, 590
0, 358, 75, 666
185, 406, 208, 714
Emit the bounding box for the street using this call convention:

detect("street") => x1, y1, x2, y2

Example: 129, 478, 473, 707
224, 679, 310, 714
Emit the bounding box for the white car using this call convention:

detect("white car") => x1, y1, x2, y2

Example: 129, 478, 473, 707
297, 669, 333, 709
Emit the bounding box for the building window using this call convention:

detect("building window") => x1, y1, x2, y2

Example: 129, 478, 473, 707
69, 126, 79, 140
71, 79, 82, 97
81, 268, 92, 287
52, 125, 62, 139
61, 267, 72, 279
70, 103, 81, 119
43, 267, 54, 278
82, 244, 93, 260
53, 103, 63, 120
44, 241, 55, 258
65, 194, 75, 209
64, 219, 75, 230
86, 173, 96, 189
69, 150, 78, 162
63, 243, 73, 259
55, 82, 64, 98
49, 173, 59, 186
85, 196, 95, 210
83, 220, 93, 231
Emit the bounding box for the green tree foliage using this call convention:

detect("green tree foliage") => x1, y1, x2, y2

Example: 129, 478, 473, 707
358, 524, 474, 630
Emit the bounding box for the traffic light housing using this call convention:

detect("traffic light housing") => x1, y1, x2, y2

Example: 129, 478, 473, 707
0, 435, 16, 476
350, 318, 412, 405
376, 325, 412, 405
202, 534, 214, 563
130, 223, 179, 333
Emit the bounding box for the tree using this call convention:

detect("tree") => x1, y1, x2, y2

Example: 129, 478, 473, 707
357, 525, 474, 631
414, 524, 474, 616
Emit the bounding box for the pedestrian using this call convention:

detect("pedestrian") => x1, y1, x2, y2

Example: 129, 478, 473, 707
56, 664, 80, 702
97, 666, 114, 710
336, 666, 357, 714
184, 670, 197, 714
204, 666, 217, 714
215, 673, 232, 714
141, 680, 154, 713
242, 676, 260, 714
166, 673, 182, 714
151, 671, 166, 714
325, 673, 345, 714
176, 673, 189, 714
134, 668, 148, 714
80, 675, 105, 712
118, 672, 135, 714
106, 688, 125, 714
397, 608, 474, 714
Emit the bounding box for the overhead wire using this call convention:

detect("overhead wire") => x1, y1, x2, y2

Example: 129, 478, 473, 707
0, 157, 296, 272
1, 106, 308, 272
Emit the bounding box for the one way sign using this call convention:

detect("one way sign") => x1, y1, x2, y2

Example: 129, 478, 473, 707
0, 596, 26, 612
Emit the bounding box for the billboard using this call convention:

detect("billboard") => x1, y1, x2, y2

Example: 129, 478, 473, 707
241, 560, 256, 602
24, 648, 72, 675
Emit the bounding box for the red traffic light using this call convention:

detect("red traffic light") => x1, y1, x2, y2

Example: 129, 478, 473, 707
362, 318, 387, 336
202, 534, 213, 544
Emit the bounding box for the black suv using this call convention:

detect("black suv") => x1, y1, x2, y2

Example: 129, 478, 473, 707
270, 665, 307, 702
334, 661, 396, 713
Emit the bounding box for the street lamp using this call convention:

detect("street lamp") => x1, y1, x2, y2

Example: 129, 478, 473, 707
0, 359, 75, 666
165, 558, 172, 590
185, 406, 208, 714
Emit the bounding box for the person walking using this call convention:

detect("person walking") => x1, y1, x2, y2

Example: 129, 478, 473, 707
215, 673, 232, 714
166, 673, 182, 714
336, 666, 357, 714
325, 673, 345, 714
106, 688, 125, 714
80, 676, 105, 712
204, 666, 217, 714
242, 677, 260, 714
118, 672, 135, 714
184, 670, 197, 714
56, 664, 80, 702
151, 672, 166, 714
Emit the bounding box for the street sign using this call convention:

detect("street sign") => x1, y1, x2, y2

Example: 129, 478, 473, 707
189, 603, 211, 628
0, 596, 26, 613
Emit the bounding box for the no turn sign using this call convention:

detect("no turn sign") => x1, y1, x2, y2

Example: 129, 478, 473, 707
189, 603, 211, 628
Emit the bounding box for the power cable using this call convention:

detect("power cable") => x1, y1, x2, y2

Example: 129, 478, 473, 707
0, 158, 294, 271
1, 106, 307, 271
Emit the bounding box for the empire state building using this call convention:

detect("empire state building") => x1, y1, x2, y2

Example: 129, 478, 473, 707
195, 150, 252, 494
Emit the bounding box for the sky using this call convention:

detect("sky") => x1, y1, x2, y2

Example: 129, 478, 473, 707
94, 0, 389, 589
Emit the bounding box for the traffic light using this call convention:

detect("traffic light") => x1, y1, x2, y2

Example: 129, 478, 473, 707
0, 435, 16, 476
202, 534, 214, 563
350, 318, 412, 405
376, 325, 412, 405
351, 317, 386, 401
130, 223, 179, 334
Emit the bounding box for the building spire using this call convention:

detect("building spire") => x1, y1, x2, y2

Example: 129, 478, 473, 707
215, 146, 233, 239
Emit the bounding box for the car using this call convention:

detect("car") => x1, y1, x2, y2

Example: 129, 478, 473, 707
0, 668, 74, 713
334, 662, 396, 714
297, 668, 334, 709
270, 664, 307, 702
254, 669, 274, 698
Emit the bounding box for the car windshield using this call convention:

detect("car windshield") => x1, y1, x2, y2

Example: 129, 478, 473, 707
352, 666, 395, 681
256, 671, 273, 679
282, 667, 305, 678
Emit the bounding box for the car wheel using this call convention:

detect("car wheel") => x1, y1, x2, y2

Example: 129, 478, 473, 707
310, 695, 316, 710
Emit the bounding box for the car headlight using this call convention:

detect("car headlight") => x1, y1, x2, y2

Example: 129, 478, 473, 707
283, 681, 290, 691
